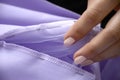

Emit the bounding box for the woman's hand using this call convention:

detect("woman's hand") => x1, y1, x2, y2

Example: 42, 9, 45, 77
64, 0, 120, 66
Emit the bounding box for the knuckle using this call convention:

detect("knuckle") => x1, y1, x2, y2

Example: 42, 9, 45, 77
84, 8, 102, 24
105, 28, 120, 41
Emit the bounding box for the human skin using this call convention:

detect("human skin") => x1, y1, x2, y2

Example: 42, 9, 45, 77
64, 0, 120, 66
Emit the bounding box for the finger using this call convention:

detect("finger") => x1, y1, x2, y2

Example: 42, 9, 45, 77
93, 41, 120, 62
114, 4, 120, 11
88, 0, 95, 7
74, 9, 120, 65
81, 39, 120, 66
88, 0, 120, 10
64, 0, 119, 46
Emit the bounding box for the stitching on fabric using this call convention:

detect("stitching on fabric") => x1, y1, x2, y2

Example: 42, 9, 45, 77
4, 42, 95, 80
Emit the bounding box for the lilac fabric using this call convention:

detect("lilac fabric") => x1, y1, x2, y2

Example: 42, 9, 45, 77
0, 41, 95, 80
0, 0, 120, 80
0, 0, 79, 25
0, 20, 98, 80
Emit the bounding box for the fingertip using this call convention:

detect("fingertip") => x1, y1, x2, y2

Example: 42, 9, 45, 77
74, 56, 87, 65
64, 37, 75, 46
81, 60, 94, 66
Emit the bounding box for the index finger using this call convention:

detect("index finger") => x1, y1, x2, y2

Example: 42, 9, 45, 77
64, 0, 119, 46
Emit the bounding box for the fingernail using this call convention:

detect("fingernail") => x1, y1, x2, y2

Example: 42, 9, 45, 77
64, 37, 75, 46
81, 60, 94, 66
74, 56, 87, 65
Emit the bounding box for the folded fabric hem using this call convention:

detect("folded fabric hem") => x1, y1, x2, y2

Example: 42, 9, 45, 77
0, 41, 95, 80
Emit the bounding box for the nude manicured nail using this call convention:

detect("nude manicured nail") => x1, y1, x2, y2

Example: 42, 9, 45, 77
64, 37, 75, 46
74, 56, 87, 65
81, 60, 94, 66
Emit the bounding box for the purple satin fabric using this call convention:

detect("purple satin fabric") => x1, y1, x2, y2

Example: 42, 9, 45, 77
0, 0, 120, 80
0, 20, 97, 80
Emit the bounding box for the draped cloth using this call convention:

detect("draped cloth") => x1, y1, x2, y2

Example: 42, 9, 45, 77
0, 0, 120, 80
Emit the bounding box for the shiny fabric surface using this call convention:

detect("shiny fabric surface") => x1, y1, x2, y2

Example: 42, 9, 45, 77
0, 0, 120, 80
